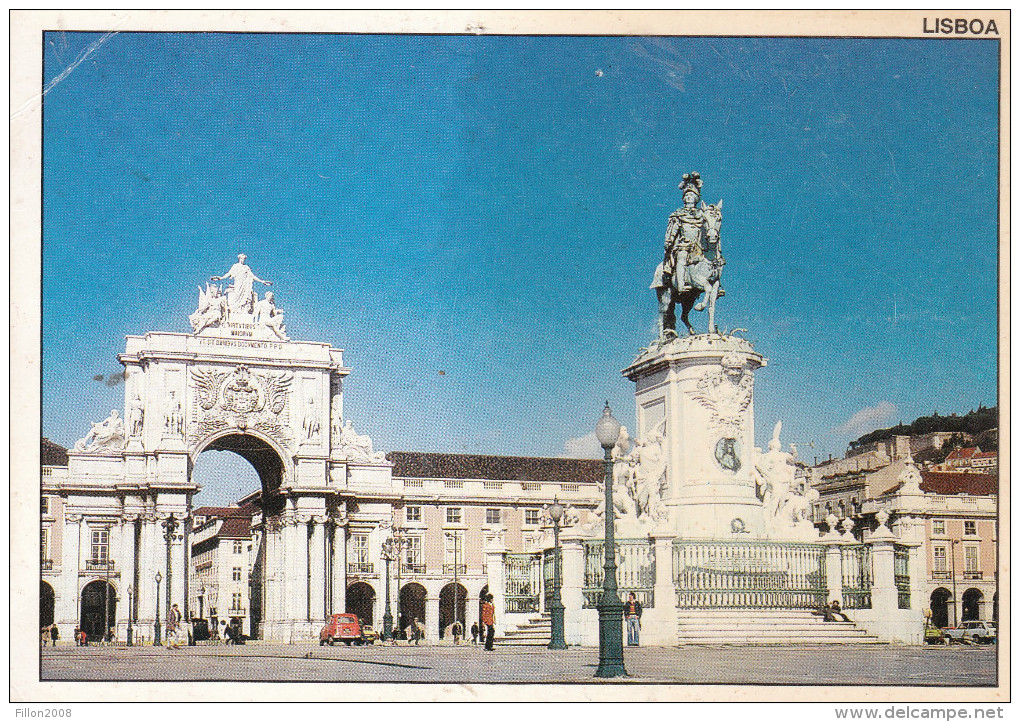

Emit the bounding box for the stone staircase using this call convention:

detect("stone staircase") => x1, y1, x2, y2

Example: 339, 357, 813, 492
495, 612, 552, 646
675, 609, 883, 645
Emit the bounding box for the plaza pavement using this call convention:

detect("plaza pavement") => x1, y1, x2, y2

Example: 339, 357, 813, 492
39, 642, 997, 686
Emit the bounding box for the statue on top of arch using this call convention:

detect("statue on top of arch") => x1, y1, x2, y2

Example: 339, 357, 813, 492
189, 253, 289, 341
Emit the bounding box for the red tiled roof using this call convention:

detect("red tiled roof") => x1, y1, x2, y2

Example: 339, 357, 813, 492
386, 451, 603, 484
919, 471, 997, 496
946, 447, 979, 460
41, 438, 68, 466
192, 506, 239, 517
973, 451, 997, 459
218, 516, 252, 539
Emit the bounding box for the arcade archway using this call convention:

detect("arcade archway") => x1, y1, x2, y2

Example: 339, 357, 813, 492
346, 582, 376, 627
399, 582, 427, 635
929, 588, 951, 628
80, 580, 116, 641
40, 581, 55, 628
438, 583, 467, 638
962, 588, 983, 622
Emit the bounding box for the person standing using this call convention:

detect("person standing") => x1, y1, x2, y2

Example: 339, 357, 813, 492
481, 593, 496, 651
625, 592, 642, 646
471, 621, 479, 645
49, 623, 59, 647
41, 626, 50, 647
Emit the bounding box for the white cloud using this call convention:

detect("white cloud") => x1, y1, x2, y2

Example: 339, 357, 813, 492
563, 431, 602, 459
832, 401, 898, 437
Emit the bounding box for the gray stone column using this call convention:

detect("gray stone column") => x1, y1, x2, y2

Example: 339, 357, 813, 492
823, 537, 847, 605
330, 517, 347, 614
308, 517, 327, 624
118, 515, 138, 637
57, 513, 83, 636
484, 542, 506, 636
559, 533, 585, 645
641, 531, 679, 646
425, 592, 441, 642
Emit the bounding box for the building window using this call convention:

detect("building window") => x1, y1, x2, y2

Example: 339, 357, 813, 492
233, 541, 243, 554
964, 521, 977, 536
232, 567, 242, 582
446, 507, 462, 525
404, 536, 422, 570
964, 545, 979, 572
524, 508, 541, 526
444, 531, 465, 569
932, 519, 946, 535
485, 508, 501, 525
41, 497, 49, 515
933, 546, 947, 572
351, 534, 370, 565
41, 528, 49, 561
91, 528, 109, 562
231, 592, 243, 611
406, 505, 421, 523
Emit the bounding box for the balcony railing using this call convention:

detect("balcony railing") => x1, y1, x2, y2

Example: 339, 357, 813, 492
85, 559, 115, 572
41, 559, 53, 570
963, 571, 983, 580
401, 563, 426, 575
227, 608, 247, 617
347, 562, 374, 575
931, 570, 953, 581
442, 564, 467, 575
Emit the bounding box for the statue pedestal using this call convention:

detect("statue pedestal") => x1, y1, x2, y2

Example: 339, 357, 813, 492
623, 334, 767, 540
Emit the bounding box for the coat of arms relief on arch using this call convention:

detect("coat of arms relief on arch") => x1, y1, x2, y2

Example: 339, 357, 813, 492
188, 364, 295, 449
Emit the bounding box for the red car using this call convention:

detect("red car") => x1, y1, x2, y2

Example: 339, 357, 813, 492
319, 613, 367, 646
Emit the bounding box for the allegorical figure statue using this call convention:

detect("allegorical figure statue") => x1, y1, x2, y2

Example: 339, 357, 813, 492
75, 410, 127, 452
189, 283, 227, 334
253, 291, 288, 341
338, 419, 386, 463
652, 171, 726, 338
212, 253, 273, 315
127, 394, 144, 437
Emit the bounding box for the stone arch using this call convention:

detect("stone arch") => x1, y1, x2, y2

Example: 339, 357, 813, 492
80, 579, 117, 642
961, 588, 983, 622
398, 582, 427, 635
346, 581, 376, 627
190, 428, 291, 516
438, 582, 468, 638
40, 581, 55, 629
929, 587, 951, 629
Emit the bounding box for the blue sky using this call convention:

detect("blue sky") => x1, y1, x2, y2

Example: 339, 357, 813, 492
42, 33, 999, 502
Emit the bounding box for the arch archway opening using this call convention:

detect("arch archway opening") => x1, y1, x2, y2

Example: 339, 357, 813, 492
80, 580, 116, 642
192, 433, 287, 516
961, 588, 983, 622
929, 588, 951, 629
40, 581, 55, 629
398, 582, 427, 637
346, 582, 376, 627
438, 583, 467, 638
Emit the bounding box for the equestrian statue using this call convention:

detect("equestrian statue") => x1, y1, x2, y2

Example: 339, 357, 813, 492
651, 171, 726, 338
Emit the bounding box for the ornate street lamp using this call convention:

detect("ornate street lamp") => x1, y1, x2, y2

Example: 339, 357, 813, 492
594, 402, 626, 678
162, 514, 183, 633
126, 584, 134, 647
546, 497, 567, 650
154, 571, 163, 646
198, 584, 206, 620
381, 538, 395, 641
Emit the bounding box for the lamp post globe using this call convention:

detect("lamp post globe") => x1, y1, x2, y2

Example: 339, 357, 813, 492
547, 497, 567, 650
126, 584, 134, 647
594, 402, 627, 678
154, 571, 163, 646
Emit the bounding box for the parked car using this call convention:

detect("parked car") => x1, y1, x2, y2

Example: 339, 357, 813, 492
191, 618, 211, 642
320, 613, 368, 646
943, 621, 996, 644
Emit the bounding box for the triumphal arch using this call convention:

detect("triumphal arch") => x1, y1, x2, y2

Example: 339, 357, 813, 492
62, 254, 391, 641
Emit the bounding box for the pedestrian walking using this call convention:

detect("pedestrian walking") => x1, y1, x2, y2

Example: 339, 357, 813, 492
41, 626, 50, 647
481, 593, 495, 651
167, 604, 184, 649
414, 618, 426, 645
50, 623, 59, 647
451, 620, 463, 645
625, 592, 642, 646
471, 621, 479, 645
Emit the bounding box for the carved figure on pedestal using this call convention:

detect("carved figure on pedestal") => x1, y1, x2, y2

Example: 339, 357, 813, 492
330, 397, 343, 450
75, 410, 127, 452
164, 392, 184, 437
253, 292, 288, 341
302, 397, 320, 442
651, 172, 726, 338
211, 253, 273, 316
189, 283, 227, 334
128, 394, 144, 437
338, 419, 386, 463
629, 419, 668, 524
754, 421, 818, 540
